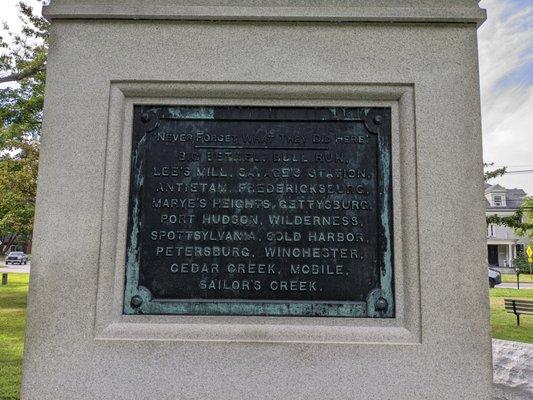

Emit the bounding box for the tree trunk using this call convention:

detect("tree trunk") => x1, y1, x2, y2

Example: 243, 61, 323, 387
1, 234, 18, 255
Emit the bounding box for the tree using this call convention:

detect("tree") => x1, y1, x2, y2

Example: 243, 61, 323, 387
514, 197, 533, 240
483, 163, 506, 181
0, 1, 48, 254
484, 163, 533, 241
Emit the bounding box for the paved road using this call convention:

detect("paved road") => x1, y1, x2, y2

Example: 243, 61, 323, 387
0, 262, 30, 274
496, 282, 533, 290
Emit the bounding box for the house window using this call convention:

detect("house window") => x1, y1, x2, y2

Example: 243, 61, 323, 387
493, 195, 504, 206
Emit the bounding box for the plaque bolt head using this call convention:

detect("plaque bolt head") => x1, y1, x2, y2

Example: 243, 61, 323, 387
131, 295, 143, 308
375, 297, 388, 311
373, 115, 383, 125
140, 113, 150, 123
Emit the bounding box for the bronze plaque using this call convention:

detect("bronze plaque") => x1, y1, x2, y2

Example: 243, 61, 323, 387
124, 106, 393, 317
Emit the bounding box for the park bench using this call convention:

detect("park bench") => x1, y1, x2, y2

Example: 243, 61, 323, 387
504, 299, 533, 326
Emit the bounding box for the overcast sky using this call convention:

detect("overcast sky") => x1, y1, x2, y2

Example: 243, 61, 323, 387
1, 0, 532, 195
479, 0, 533, 195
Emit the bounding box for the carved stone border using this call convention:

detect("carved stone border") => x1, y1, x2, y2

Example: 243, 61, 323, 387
43, 0, 486, 25
94, 81, 421, 344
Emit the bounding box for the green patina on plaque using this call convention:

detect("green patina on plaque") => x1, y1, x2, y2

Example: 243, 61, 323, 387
123, 106, 394, 317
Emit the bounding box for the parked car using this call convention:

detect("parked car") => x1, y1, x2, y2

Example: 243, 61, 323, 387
489, 267, 501, 288
5, 251, 29, 265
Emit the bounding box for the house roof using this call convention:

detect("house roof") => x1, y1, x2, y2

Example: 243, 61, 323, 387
485, 184, 528, 210
485, 184, 507, 193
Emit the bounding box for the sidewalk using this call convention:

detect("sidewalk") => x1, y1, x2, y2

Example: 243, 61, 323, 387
497, 283, 533, 290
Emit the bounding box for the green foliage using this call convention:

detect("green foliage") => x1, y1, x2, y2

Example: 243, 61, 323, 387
513, 253, 533, 274
483, 163, 507, 181
0, 2, 48, 252
0, 1, 48, 144
0, 142, 38, 241
514, 198, 533, 239
486, 207, 533, 236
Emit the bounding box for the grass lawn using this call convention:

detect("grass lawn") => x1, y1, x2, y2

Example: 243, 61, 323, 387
501, 273, 533, 283
490, 288, 533, 344
0, 277, 532, 400
0, 273, 28, 400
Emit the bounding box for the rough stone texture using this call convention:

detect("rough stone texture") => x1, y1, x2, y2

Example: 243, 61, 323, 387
22, 2, 493, 399
493, 339, 533, 400
43, 0, 486, 24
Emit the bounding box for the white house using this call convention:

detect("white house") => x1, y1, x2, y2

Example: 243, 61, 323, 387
485, 183, 528, 268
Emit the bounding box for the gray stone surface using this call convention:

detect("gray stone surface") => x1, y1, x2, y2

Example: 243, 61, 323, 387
22, 1, 493, 399
493, 339, 533, 400
43, 0, 486, 24
91, 81, 420, 345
